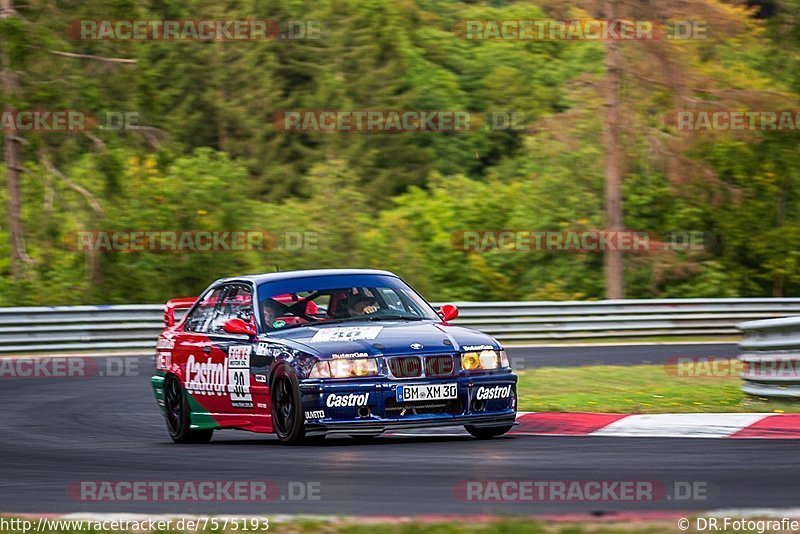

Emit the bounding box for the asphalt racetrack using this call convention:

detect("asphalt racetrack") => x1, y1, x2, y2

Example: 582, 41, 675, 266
4, 344, 797, 517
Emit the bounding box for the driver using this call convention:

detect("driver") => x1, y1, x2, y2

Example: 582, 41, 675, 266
348, 296, 379, 316
261, 298, 283, 327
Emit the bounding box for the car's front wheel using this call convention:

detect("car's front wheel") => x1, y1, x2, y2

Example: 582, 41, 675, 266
163, 376, 214, 444
464, 424, 514, 439
270, 366, 307, 445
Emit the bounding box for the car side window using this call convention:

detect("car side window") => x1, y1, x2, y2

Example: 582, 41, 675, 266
208, 285, 254, 335
184, 287, 226, 333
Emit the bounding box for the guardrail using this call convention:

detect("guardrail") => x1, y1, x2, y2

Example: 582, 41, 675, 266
1, 298, 799, 354
450, 299, 800, 342
738, 316, 800, 398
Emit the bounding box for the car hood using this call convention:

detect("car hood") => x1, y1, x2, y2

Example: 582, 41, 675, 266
266, 320, 500, 358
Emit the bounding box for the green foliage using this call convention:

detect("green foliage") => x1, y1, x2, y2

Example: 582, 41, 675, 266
1, 0, 799, 304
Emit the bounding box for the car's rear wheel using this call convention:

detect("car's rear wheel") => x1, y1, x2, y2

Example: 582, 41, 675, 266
464, 424, 514, 439
270, 366, 306, 445
163, 376, 214, 444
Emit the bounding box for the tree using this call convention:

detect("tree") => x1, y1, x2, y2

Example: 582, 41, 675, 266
603, 0, 624, 298
1, 0, 31, 276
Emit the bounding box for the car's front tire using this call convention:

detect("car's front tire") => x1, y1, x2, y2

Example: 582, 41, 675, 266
270, 365, 307, 445
464, 424, 514, 439
163, 375, 214, 444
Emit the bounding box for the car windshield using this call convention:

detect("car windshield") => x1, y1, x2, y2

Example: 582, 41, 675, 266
256, 274, 439, 332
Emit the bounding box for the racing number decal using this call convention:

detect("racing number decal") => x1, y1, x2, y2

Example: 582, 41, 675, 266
310, 326, 383, 343
228, 345, 253, 408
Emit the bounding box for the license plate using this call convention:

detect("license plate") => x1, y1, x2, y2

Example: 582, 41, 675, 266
396, 383, 457, 402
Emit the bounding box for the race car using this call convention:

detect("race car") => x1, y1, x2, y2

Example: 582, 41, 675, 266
151, 269, 517, 444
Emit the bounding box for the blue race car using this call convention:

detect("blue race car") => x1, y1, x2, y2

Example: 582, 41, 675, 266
152, 269, 517, 444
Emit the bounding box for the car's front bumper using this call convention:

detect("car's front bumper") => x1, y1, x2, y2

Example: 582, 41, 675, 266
299, 372, 517, 436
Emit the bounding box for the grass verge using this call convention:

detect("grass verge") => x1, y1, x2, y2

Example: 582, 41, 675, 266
515, 364, 800, 413
0, 517, 722, 534
274, 518, 710, 533
503, 336, 740, 346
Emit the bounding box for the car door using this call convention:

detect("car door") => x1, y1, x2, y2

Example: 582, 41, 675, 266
173, 286, 227, 413
205, 283, 261, 418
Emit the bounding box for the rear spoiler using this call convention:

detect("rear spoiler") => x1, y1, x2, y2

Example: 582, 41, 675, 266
164, 297, 197, 327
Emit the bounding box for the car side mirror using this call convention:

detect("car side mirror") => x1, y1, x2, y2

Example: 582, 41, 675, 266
438, 304, 459, 322
223, 317, 256, 336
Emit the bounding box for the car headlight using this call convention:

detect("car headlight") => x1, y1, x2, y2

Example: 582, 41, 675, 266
309, 361, 331, 378
309, 359, 378, 379
499, 349, 509, 368
461, 350, 500, 371
461, 352, 480, 370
